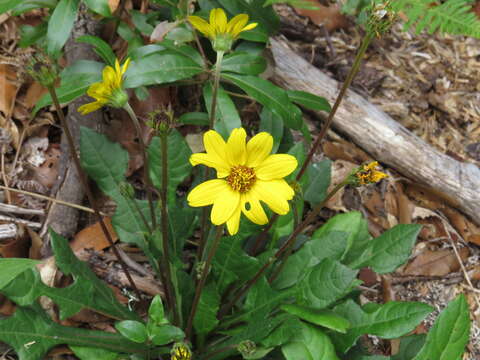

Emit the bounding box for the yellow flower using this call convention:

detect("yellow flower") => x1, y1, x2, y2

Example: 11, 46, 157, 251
78, 58, 130, 115
188, 8, 257, 51
187, 128, 297, 235
354, 161, 388, 185
171, 343, 191, 360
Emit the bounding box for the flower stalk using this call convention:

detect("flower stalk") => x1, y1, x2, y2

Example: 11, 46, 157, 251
209, 50, 224, 128
46, 84, 142, 301
186, 225, 224, 340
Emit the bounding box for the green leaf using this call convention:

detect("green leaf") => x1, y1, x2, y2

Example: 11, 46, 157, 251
148, 295, 167, 325
124, 52, 203, 88
287, 90, 331, 112
272, 231, 348, 290
282, 322, 340, 360
259, 107, 283, 153
34, 60, 104, 114
391, 335, 426, 360
261, 316, 304, 347
131, 9, 154, 35
147, 130, 192, 205
333, 300, 433, 353
12, 0, 57, 15
0, 305, 149, 360
212, 234, 260, 294
148, 324, 185, 346
220, 52, 267, 75
159, 40, 205, 67
19, 22, 47, 48
76, 35, 116, 66
350, 224, 422, 273
299, 258, 359, 309
46, 0, 79, 56
115, 321, 148, 343
413, 295, 470, 360
193, 282, 220, 335
165, 27, 195, 44
0, 0, 23, 13
221, 72, 302, 129
71, 346, 120, 360
304, 159, 331, 205
0, 258, 39, 289
281, 304, 350, 333
203, 83, 241, 139
178, 112, 209, 126
83, 0, 111, 16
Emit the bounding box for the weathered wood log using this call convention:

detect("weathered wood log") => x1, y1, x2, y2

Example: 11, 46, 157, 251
270, 37, 480, 225
0, 224, 17, 240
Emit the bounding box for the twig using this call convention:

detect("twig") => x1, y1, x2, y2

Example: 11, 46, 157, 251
0, 214, 42, 229
1, 146, 11, 204
0, 202, 44, 216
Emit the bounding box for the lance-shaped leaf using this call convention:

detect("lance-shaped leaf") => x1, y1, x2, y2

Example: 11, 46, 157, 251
0, 258, 39, 289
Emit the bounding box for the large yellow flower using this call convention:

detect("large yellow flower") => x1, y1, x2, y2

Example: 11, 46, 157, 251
78, 58, 130, 115
188, 8, 257, 51
187, 128, 297, 235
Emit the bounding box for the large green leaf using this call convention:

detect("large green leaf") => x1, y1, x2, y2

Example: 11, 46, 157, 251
272, 231, 348, 290
12, 0, 57, 15
304, 159, 331, 205
259, 107, 283, 153
83, 0, 111, 16
220, 52, 267, 75
287, 90, 331, 112
349, 224, 422, 273
261, 316, 304, 347
391, 335, 426, 360
124, 52, 203, 88
413, 295, 470, 360
34, 60, 104, 114
333, 300, 433, 353
282, 322, 340, 360
212, 234, 260, 294
0, 305, 149, 360
0, 258, 39, 289
298, 258, 359, 309
0, 0, 23, 14
221, 72, 302, 129
46, 0, 79, 55
281, 304, 350, 333
203, 83, 241, 139
193, 282, 220, 335
115, 320, 147, 343
76, 35, 116, 66
147, 130, 192, 205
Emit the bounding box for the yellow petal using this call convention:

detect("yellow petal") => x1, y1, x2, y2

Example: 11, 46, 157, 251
102, 65, 119, 89
189, 153, 230, 178
226, 204, 241, 235
87, 82, 109, 100
246, 132, 272, 167
241, 192, 268, 225
211, 8, 227, 34
188, 16, 215, 38
227, 14, 248, 35
187, 179, 229, 207
203, 130, 229, 167
226, 128, 247, 166
78, 101, 104, 115
240, 22, 258, 32
115, 59, 121, 75
251, 179, 294, 215
122, 58, 131, 74
211, 186, 240, 225
232, 21, 257, 38
255, 154, 298, 180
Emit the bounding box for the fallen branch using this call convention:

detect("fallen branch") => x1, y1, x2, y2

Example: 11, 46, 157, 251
270, 37, 480, 226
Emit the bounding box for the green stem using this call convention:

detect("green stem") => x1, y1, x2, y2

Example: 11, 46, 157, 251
209, 50, 224, 128
47, 85, 141, 301
295, 32, 375, 181
218, 181, 347, 319
186, 225, 224, 340
124, 103, 157, 230
159, 131, 179, 325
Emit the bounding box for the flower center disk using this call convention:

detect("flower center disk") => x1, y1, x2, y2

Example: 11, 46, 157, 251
227, 165, 256, 193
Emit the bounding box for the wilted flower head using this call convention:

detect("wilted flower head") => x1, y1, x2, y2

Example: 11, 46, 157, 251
171, 343, 191, 360
78, 58, 130, 115
187, 128, 297, 235
352, 161, 388, 185
188, 8, 257, 52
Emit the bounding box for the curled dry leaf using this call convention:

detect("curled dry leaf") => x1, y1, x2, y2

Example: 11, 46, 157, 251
403, 246, 470, 277
71, 217, 118, 252
295, 0, 349, 32
0, 64, 19, 118
109, 0, 120, 13
150, 21, 179, 43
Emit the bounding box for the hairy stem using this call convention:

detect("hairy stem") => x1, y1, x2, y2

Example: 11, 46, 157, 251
159, 130, 179, 325
124, 103, 157, 230
209, 50, 224, 128
186, 225, 224, 340
296, 32, 374, 180
47, 85, 141, 300
218, 181, 346, 319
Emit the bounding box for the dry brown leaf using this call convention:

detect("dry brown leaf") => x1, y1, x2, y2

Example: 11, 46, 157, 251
403, 246, 470, 276
0, 64, 19, 118
71, 217, 118, 252
33, 144, 60, 189
295, 1, 349, 32
150, 21, 178, 43
109, 0, 120, 13
23, 81, 48, 109
26, 226, 43, 260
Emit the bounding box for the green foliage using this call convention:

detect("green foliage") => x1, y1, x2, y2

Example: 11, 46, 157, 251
0, 258, 39, 289
76, 35, 117, 66
193, 282, 221, 335
281, 305, 350, 333
46, 0, 79, 56
0, 0, 24, 14
83, 0, 111, 17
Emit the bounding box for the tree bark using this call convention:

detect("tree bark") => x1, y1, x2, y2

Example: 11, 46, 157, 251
270, 37, 480, 226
